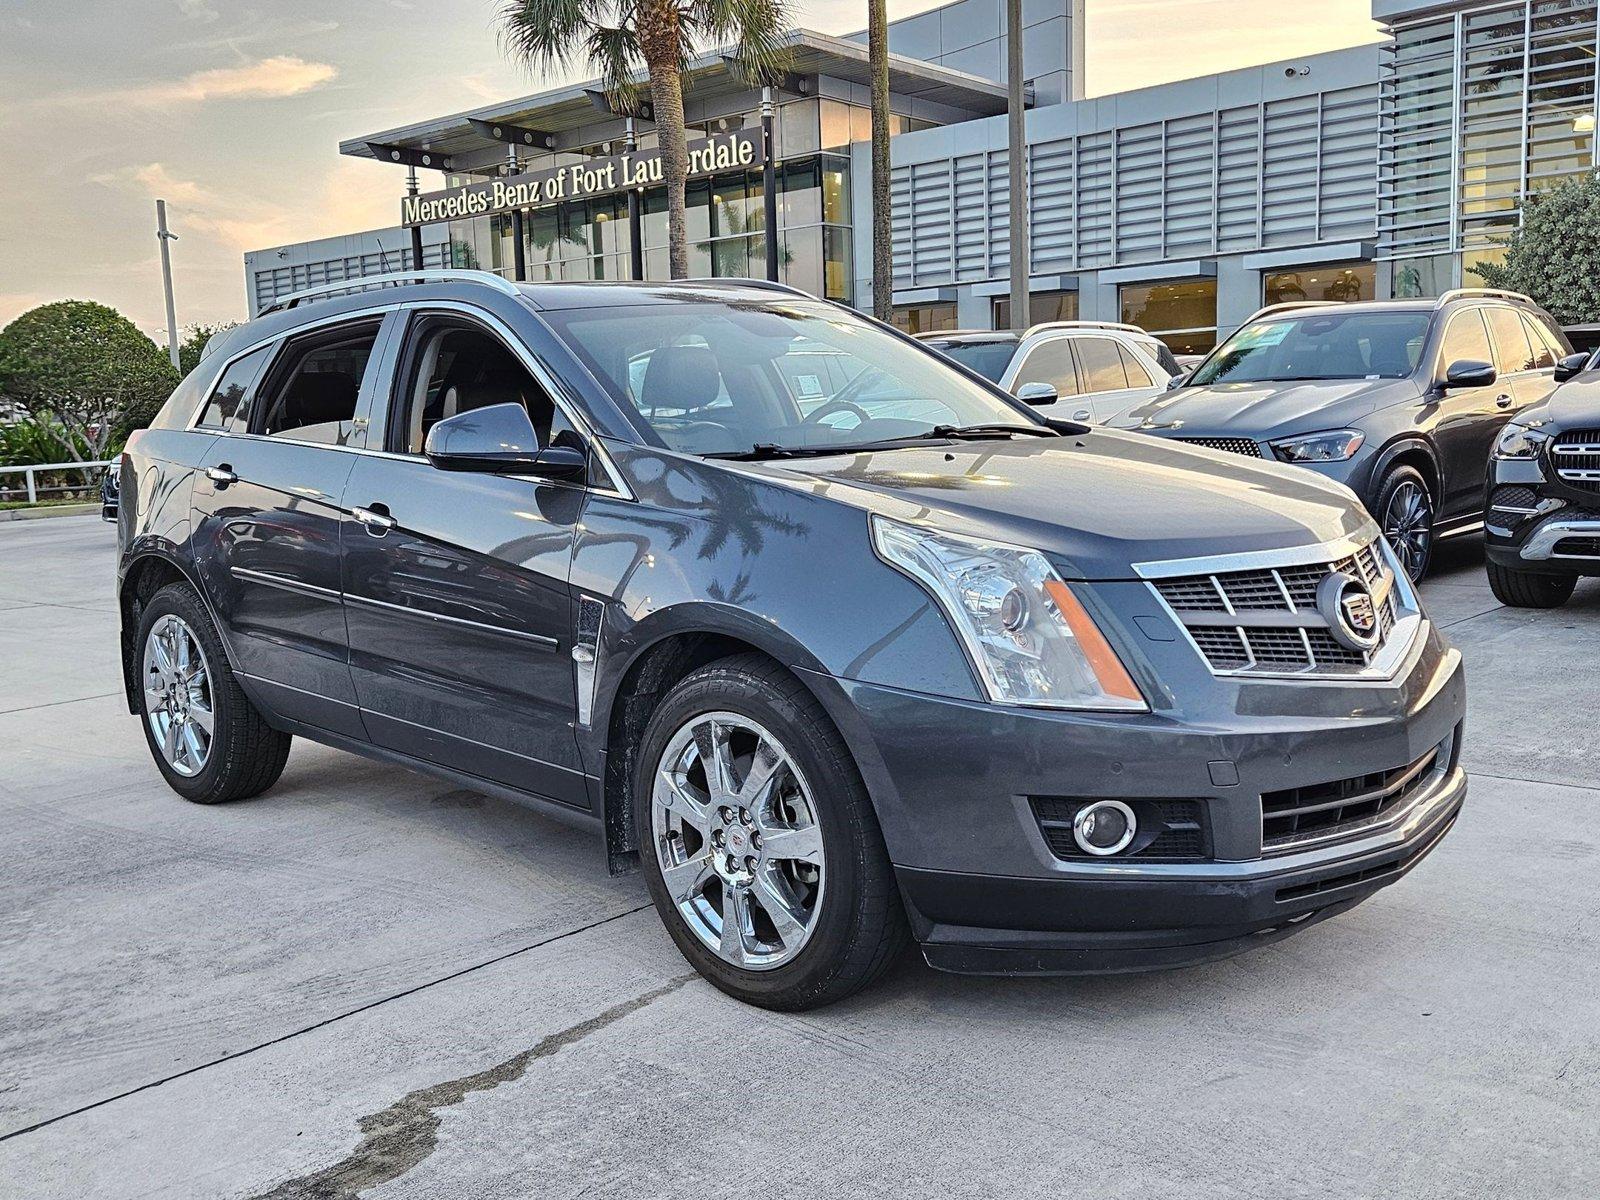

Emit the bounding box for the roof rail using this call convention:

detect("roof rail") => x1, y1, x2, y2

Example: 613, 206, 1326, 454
1022, 320, 1151, 338
678, 277, 814, 299
1241, 300, 1344, 324
1436, 287, 1535, 307
260, 269, 522, 315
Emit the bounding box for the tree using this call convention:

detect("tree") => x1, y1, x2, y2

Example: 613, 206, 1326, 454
497, 0, 791, 280
1470, 172, 1600, 324
0, 301, 179, 461
177, 323, 238, 380
868, 0, 891, 322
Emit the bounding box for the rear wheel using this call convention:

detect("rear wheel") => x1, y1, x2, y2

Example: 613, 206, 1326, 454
1375, 466, 1435, 582
635, 654, 908, 1010
136, 582, 291, 804
1486, 560, 1577, 608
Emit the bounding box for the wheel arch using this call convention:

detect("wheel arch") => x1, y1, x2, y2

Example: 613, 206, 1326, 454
1367, 437, 1441, 507
118, 549, 223, 714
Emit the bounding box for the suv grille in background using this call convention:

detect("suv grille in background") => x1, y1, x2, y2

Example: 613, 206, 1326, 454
1031, 798, 1209, 861
1173, 436, 1262, 457
1152, 540, 1400, 675
1260, 737, 1449, 853
1552, 430, 1600, 493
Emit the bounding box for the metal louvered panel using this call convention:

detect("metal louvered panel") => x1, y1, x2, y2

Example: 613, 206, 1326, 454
952, 154, 990, 281
1029, 138, 1075, 271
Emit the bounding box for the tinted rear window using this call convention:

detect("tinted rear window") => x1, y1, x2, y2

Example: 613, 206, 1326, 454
927, 340, 1017, 382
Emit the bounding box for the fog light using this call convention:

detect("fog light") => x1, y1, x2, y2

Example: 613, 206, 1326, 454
1073, 800, 1137, 856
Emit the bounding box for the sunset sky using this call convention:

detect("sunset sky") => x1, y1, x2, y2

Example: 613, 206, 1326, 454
0, 1, 1384, 336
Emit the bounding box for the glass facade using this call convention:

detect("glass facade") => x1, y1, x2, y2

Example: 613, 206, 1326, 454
1380, 1, 1600, 284
1263, 261, 1377, 305
1119, 279, 1219, 354
992, 290, 1081, 328
891, 302, 959, 334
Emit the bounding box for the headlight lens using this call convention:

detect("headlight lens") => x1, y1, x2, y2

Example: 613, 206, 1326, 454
871, 517, 1146, 711
1270, 429, 1366, 463
1494, 422, 1548, 460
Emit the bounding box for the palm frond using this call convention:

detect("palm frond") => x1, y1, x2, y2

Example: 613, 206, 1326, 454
496, 0, 610, 75
687, 0, 793, 86
586, 24, 646, 114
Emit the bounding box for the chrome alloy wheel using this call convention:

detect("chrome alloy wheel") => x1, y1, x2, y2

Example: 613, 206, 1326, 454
142, 614, 215, 778
1383, 479, 1433, 580
651, 712, 825, 971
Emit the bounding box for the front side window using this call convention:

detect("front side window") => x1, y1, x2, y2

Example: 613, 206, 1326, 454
542, 299, 1036, 457
393, 316, 576, 455
1439, 310, 1494, 372
196, 345, 271, 432
1189, 310, 1430, 386
255, 322, 381, 444
1483, 306, 1536, 375
1012, 340, 1080, 396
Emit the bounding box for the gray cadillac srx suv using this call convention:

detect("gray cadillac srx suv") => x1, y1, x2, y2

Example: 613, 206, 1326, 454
115, 272, 1466, 1009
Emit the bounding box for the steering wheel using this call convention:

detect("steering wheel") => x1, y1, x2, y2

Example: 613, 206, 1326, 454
800, 397, 873, 427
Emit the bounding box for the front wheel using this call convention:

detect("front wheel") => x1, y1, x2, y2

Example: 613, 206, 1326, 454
1486, 560, 1577, 608
1374, 466, 1435, 582
635, 654, 908, 1010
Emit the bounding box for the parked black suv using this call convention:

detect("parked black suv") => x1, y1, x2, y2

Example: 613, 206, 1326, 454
1111, 290, 1572, 581
1484, 350, 1600, 606
115, 271, 1466, 1009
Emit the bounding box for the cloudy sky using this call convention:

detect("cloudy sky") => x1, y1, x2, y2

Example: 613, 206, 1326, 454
0, 0, 1382, 336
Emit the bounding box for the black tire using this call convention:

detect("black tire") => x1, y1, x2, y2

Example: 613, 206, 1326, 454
1486, 559, 1577, 609
135, 581, 291, 804
1372, 465, 1436, 582
634, 653, 908, 1010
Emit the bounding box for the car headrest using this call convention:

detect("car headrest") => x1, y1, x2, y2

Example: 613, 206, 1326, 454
284, 372, 357, 428
442, 363, 528, 418
641, 344, 721, 412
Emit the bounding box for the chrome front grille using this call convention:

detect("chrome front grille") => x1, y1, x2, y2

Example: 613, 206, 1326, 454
1144, 538, 1412, 678
1173, 436, 1263, 458
1553, 429, 1600, 492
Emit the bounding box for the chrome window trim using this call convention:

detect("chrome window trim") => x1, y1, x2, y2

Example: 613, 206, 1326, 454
1136, 532, 1426, 684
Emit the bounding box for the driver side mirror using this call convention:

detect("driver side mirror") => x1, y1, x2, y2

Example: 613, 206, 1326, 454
1014, 381, 1059, 406
1441, 359, 1497, 390
1555, 351, 1590, 383
424, 402, 587, 481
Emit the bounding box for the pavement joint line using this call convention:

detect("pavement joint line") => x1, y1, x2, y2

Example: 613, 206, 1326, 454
1466, 767, 1600, 796
0, 901, 655, 1145
1439, 604, 1506, 630
0, 691, 121, 717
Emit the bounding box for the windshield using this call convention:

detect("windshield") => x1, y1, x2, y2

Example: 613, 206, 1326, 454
543, 299, 1039, 456
1189, 310, 1430, 385
926, 339, 1018, 382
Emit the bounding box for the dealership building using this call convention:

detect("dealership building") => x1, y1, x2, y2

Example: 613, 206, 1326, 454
245, 0, 1600, 353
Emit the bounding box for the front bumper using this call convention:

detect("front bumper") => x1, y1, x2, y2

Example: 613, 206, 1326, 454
1484, 459, 1600, 575
800, 621, 1467, 976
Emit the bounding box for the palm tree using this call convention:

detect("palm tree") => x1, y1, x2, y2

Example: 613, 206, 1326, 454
867, 0, 891, 322
498, 0, 791, 280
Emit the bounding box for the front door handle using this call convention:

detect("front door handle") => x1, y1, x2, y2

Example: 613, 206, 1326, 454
1072, 408, 1093, 422
353, 504, 396, 536
1496, 393, 1514, 409
205, 464, 237, 486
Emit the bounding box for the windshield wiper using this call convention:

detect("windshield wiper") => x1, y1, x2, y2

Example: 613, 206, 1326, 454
706, 423, 1060, 462
905, 423, 1061, 441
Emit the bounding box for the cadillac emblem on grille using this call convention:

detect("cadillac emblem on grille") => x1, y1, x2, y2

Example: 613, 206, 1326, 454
1319, 571, 1380, 652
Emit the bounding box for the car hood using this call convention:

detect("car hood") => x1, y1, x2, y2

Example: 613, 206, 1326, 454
732, 430, 1373, 579
1529, 374, 1600, 429
1109, 377, 1413, 438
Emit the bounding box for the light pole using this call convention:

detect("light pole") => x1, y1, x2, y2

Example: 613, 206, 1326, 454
1006, 0, 1029, 332
155, 200, 180, 370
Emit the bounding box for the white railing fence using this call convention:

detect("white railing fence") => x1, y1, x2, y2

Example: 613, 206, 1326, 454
0, 460, 113, 505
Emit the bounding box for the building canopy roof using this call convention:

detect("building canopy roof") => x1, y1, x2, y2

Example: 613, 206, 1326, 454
340, 28, 1025, 165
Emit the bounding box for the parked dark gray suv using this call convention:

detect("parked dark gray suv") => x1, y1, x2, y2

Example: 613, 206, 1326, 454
1110, 290, 1571, 580
115, 272, 1466, 1009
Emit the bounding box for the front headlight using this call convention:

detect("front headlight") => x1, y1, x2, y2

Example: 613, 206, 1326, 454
1494, 422, 1549, 460
871, 517, 1146, 711
1270, 429, 1366, 463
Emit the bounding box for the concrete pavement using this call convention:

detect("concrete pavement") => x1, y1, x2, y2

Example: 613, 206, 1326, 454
1, 517, 1596, 1198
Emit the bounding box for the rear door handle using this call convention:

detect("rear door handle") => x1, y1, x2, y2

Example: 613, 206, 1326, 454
205, 465, 237, 486
1496, 393, 1514, 409
353, 504, 396, 536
